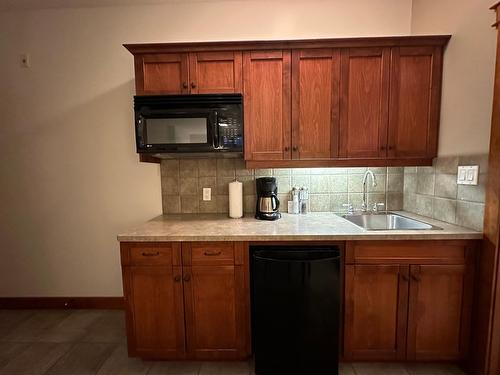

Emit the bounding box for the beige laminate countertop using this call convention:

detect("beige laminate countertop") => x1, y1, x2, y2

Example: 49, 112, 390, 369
117, 211, 482, 242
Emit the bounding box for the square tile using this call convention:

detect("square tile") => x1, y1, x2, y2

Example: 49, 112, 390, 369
310, 175, 330, 193
457, 174, 486, 203
309, 194, 330, 212
434, 174, 457, 199
180, 177, 198, 196
161, 176, 179, 195
179, 159, 198, 177
181, 196, 199, 213
198, 159, 217, 177
433, 198, 457, 224
417, 173, 435, 196
216, 159, 235, 178
434, 156, 459, 174
329, 175, 348, 193
416, 194, 433, 217
456, 201, 485, 231
163, 196, 181, 214
330, 193, 349, 212
161, 160, 179, 177
387, 174, 403, 192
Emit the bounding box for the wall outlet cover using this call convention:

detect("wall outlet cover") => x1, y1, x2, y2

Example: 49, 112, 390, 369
202, 187, 211, 201
457, 165, 479, 185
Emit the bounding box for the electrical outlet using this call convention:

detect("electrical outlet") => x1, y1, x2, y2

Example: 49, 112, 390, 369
20, 53, 31, 68
457, 165, 479, 185
202, 188, 211, 201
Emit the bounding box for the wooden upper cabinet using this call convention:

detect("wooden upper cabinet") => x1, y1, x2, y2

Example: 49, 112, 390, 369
135, 51, 242, 95
344, 264, 408, 360
388, 46, 442, 159
291, 49, 340, 159
339, 48, 390, 158
123, 266, 185, 358
189, 51, 242, 94
407, 264, 468, 361
243, 50, 291, 161
136, 53, 189, 95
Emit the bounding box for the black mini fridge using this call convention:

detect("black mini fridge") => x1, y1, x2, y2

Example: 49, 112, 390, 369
251, 245, 341, 375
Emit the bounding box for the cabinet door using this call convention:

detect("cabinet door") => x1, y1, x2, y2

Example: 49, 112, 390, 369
291, 49, 340, 159
388, 46, 442, 159
407, 264, 469, 360
123, 266, 185, 358
189, 52, 242, 94
243, 50, 292, 161
339, 48, 390, 158
344, 264, 408, 360
135, 53, 189, 95
183, 265, 248, 359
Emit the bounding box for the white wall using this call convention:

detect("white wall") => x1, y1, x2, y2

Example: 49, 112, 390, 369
0, 0, 412, 296
411, 0, 496, 156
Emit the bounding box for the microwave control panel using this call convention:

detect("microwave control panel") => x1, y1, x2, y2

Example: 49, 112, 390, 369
218, 111, 243, 149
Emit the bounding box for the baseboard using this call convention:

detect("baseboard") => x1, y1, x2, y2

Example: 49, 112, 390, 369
0, 297, 125, 310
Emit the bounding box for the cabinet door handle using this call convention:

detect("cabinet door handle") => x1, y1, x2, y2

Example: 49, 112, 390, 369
401, 274, 409, 282
411, 274, 421, 282
191, 82, 196, 89
284, 146, 289, 152
183, 274, 191, 282
381, 145, 386, 151
292, 146, 298, 152
174, 275, 181, 282
203, 251, 222, 256
388, 145, 394, 150
182, 82, 188, 89
141, 251, 160, 257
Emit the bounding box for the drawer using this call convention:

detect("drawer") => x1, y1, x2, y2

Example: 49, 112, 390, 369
345, 240, 474, 265
189, 242, 235, 266
121, 243, 180, 266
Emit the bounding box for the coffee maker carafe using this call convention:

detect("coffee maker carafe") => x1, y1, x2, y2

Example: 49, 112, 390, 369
255, 177, 281, 220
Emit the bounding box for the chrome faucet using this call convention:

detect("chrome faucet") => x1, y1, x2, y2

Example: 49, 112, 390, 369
361, 169, 377, 212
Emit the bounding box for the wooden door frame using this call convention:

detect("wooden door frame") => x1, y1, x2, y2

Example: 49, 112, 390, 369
472, 3, 500, 374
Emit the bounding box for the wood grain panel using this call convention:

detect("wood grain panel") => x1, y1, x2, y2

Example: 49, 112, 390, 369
139, 53, 189, 95
388, 46, 442, 159
407, 265, 466, 360
339, 48, 390, 158
243, 50, 291, 160
189, 51, 242, 94
344, 264, 408, 360
183, 265, 247, 359
190, 242, 235, 266
345, 240, 470, 265
124, 266, 185, 358
291, 49, 340, 159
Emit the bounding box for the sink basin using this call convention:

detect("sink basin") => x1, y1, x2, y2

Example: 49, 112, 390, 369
341, 212, 442, 231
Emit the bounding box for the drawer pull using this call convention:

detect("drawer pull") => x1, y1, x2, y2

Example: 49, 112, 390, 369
400, 274, 409, 282
142, 251, 160, 257
204, 251, 222, 256
411, 274, 421, 282
174, 275, 181, 282
183, 274, 191, 282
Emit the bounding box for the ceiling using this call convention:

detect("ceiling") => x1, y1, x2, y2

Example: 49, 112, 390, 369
0, 0, 247, 11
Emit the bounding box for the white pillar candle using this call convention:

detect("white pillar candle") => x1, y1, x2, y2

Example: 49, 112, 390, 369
229, 180, 243, 219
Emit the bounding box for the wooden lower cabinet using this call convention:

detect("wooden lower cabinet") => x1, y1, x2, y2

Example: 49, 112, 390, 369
122, 266, 185, 358
344, 240, 476, 362
344, 264, 408, 360
120, 241, 250, 360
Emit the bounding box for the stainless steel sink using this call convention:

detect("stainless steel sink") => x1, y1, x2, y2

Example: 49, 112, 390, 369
341, 212, 442, 231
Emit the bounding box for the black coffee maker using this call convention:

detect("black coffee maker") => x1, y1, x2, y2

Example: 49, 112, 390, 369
255, 177, 281, 220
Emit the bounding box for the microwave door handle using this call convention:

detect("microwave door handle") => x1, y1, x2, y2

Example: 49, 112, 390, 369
213, 111, 220, 149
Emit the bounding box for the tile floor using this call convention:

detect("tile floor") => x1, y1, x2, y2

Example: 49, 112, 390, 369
0, 309, 466, 374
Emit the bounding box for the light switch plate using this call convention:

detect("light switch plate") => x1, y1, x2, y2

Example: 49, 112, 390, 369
457, 165, 479, 185
202, 188, 211, 201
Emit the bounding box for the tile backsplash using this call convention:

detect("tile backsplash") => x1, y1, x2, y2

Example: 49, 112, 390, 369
160, 159, 404, 215
403, 154, 488, 231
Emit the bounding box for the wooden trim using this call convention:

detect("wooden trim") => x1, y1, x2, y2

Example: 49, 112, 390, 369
124, 35, 451, 55
245, 157, 433, 169
0, 297, 124, 310
139, 154, 160, 163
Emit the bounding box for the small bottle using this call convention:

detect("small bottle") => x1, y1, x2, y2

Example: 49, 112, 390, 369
292, 194, 300, 214
299, 187, 309, 214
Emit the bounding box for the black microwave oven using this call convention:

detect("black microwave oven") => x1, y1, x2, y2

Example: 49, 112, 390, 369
134, 94, 243, 155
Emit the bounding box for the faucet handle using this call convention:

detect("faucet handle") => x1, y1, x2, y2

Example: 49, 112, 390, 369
343, 203, 354, 215
373, 203, 385, 212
